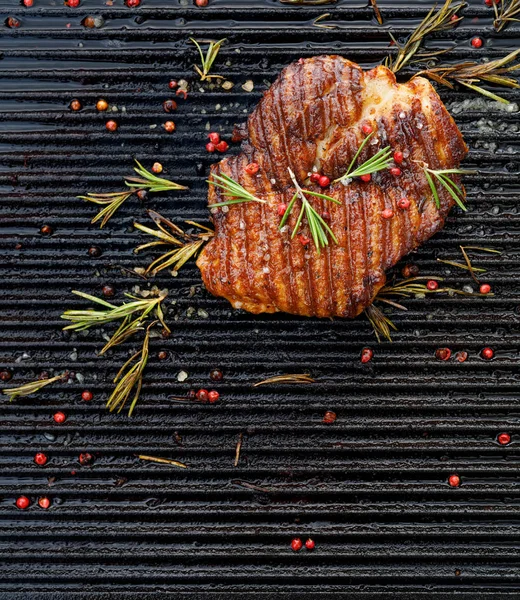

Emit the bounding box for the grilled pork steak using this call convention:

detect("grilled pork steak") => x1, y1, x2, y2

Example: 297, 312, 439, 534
197, 55, 468, 318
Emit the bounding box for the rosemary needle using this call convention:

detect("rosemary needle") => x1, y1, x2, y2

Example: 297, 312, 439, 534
208, 173, 266, 207
190, 38, 226, 81
334, 134, 392, 184
2, 372, 67, 401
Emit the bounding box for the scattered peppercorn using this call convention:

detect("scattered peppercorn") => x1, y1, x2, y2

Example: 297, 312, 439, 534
360, 174, 371, 182
137, 189, 148, 201
81, 390, 93, 402
169, 80, 178, 89
481, 347, 494, 360
187, 389, 197, 400
196, 389, 209, 402
152, 162, 163, 174
40, 225, 53, 235
210, 369, 223, 381
401, 264, 419, 278
157, 351, 168, 361
16, 496, 30, 510
34, 452, 48, 466
484, 0, 499, 6
6, 17, 21, 28
291, 538, 303, 552
79, 453, 94, 466
208, 390, 219, 403
450, 14, 459, 21
102, 284, 115, 297
195, 0, 209, 5
88, 246, 102, 257
245, 162, 260, 176
471, 37, 483, 48
310, 173, 321, 184
96, 99, 109, 111
299, 234, 311, 246
163, 99, 177, 113
479, 283, 491, 294
69, 99, 82, 111
321, 211, 331, 222
390, 167, 401, 177
397, 197, 410, 210
498, 432, 511, 445
318, 175, 330, 188
161, 328, 171, 339
305, 538, 315, 551
361, 124, 373, 134
38, 497, 51, 509
105, 120, 118, 132
381, 208, 394, 219
426, 280, 439, 291
53, 411, 66, 424
23, 0, 34, 6
208, 132, 220, 145
206, 142, 216, 153
361, 348, 373, 363
277, 203, 287, 217
393, 150, 404, 164
176, 89, 188, 100
0, 370, 12, 382
126, 0, 141, 6
436, 348, 451, 361
67, 0, 80, 6
448, 474, 461, 487
455, 351, 468, 363
164, 121, 176, 133
216, 140, 229, 153
38, 371, 50, 380
323, 410, 337, 424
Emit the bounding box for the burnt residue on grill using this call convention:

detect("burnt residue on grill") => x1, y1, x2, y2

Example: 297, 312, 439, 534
0, 0, 519, 597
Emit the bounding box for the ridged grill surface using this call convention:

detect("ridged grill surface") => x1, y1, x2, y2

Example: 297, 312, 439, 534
0, 0, 519, 598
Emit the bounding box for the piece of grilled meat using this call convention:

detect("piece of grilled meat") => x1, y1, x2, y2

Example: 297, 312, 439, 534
197, 55, 468, 318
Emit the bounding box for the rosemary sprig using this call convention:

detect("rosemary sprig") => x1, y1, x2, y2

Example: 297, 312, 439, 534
253, 374, 315, 387
234, 432, 244, 467
437, 245, 501, 282
61, 289, 169, 354
365, 304, 398, 343
370, 0, 383, 25
421, 166, 474, 211
125, 160, 188, 193
437, 258, 486, 273
138, 455, 187, 469
2, 372, 67, 401
333, 133, 392, 184
385, 0, 464, 73
78, 191, 134, 229
208, 173, 266, 207
190, 38, 226, 81
106, 323, 153, 416
313, 13, 335, 28
494, 0, 520, 32
134, 210, 213, 275
280, 168, 341, 254
417, 49, 520, 104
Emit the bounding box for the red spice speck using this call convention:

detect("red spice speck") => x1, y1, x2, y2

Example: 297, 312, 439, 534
291, 538, 303, 552
164, 121, 175, 133
210, 368, 223, 381
38, 497, 51, 509
479, 283, 491, 294
69, 99, 82, 111
206, 142, 216, 153
397, 197, 410, 210
102, 284, 115, 297
245, 162, 260, 176
196, 389, 209, 402
79, 453, 94, 466
208, 132, 220, 145
481, 347, 494, 360
299, 234, 311, 246
318, 175, 330, 188
426, 280, 439, 291
321, 210, 331, 222
393, 150, 404, 164
401, 264, 419, 278
0, 370, 12, 382
448, 474, 461, 487
361, 348, 373, 363
390, 167, 401, 177
436, 348, 451, 361
137, 190, 148, 201
310, 173, 321, 184
323, 410, 337, 424
88, 246, 102, 257
168, 80, 178, 89
152, 162, 163, 174
277, 203, 288, 217
34, 452, 48, 466
195, 0, 209, 5
455, 351, 468, 363
23, 0, 34, 6
216, 140, 229, 153
81, 390, 93, 402
6, 17, 21, 27
162, 99, 177, 113
66, 0, 80, 6
105, 120, 118, 132
96, 99, 109, 111
176, 89, 188, 100
360, 174, 371, 182
485, 0, 499, 6
381, 208, 394, 219
157, 350, 168, 361
53, 411, 66, 424
305, 538, 315, 551
208, 390, 219, 403
498, 432, 511, 445
40, 225, 53, 235
471, 37, 483, 48
450, 14, 459, 21
361, 123, 373, 135
126, 0, 141, 6
16, 496, 30, 510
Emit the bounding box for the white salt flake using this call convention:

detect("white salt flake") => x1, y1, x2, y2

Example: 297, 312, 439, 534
177, 371, 188, 382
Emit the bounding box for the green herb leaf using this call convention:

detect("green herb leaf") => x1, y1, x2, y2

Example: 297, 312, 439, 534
208, 173, 266, 207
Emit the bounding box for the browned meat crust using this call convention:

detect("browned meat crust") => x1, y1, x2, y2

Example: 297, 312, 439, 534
196, 56, 468, 318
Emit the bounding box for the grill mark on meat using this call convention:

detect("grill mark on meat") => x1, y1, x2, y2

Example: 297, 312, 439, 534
197, 56, 468, 318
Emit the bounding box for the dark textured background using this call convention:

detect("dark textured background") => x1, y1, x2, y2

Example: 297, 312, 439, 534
0, 0, 519, 597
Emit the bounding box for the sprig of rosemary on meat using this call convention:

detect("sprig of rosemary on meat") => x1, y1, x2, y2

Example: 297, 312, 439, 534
333, 133, 392, 184
208, 173, 266, 207
190, 38, 226, 81
421, 165, 474, 211
280, 168, 341, 254
493, 0, 520, 32
417, 49, 520, 104
385, 0, 464, 74
134, 210, 214, 276
79, 161, 187, 228
2, 372, 67, 401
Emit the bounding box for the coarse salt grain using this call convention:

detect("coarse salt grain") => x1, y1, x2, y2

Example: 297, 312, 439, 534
177, 371, 188, 382
399, 111, 406, 119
